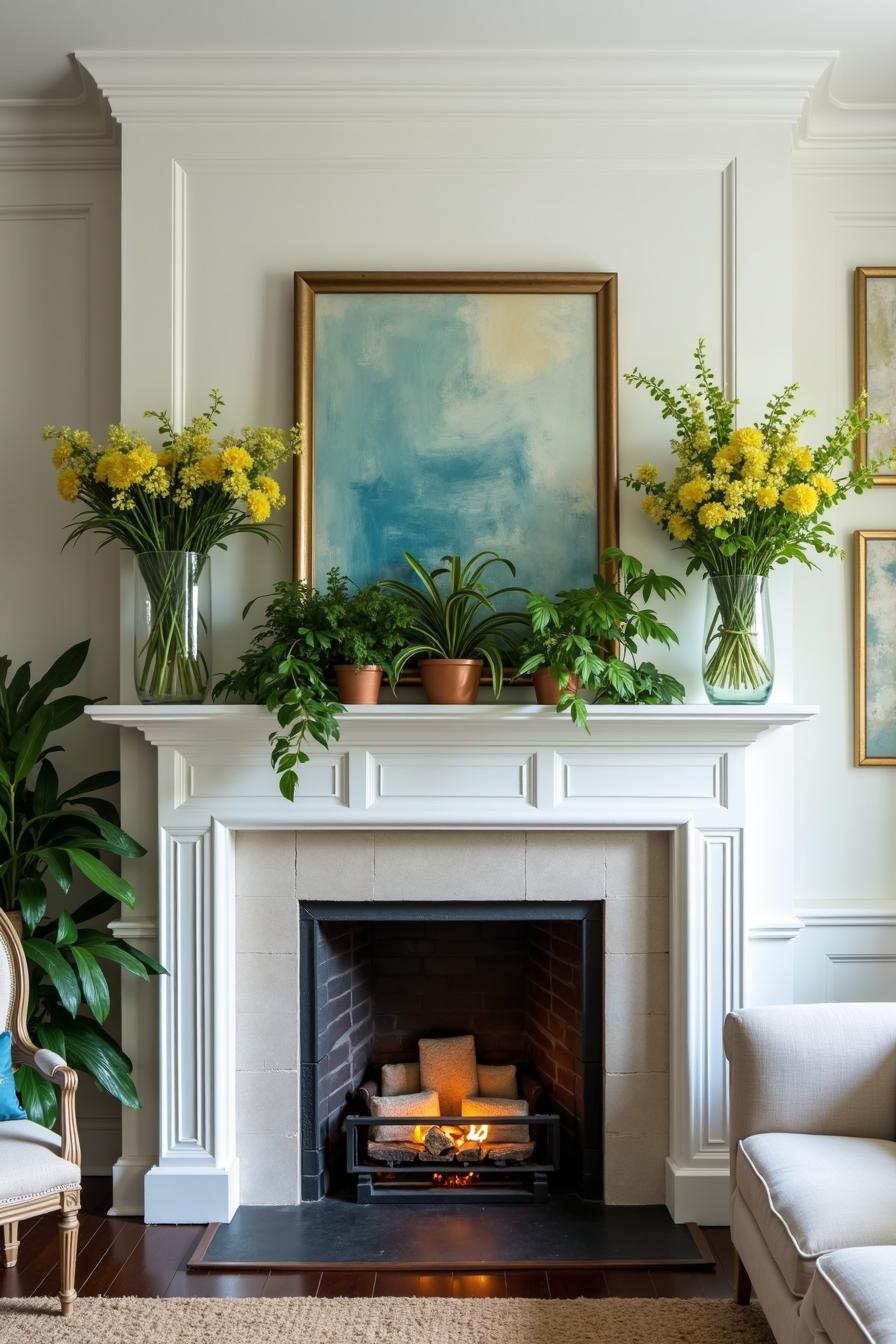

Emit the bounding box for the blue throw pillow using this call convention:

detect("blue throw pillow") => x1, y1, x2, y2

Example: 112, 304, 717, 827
0, 1031, 26, 1121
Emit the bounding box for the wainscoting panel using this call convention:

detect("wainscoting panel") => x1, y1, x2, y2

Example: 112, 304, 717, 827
794, 909, 896, 1003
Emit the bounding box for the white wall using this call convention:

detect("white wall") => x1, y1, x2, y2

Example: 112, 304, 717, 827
790, 163, 896, 997
0, 144, 124, 1171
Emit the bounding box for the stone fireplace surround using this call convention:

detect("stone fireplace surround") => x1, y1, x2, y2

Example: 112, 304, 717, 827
88, 701, 815, 1227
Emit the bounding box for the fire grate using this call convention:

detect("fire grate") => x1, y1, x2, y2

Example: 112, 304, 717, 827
345, 1112, 561, 1204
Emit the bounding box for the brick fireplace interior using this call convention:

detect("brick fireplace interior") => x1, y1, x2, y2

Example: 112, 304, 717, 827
300, 901, 604, 1202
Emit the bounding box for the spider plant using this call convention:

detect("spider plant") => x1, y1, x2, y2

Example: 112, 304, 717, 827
381, 550, 527, 697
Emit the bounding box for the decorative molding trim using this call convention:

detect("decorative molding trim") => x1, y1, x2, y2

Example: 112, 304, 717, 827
748, 917, 803, 941
76, 49, 835, 124
798, 907, 896, 928
107, 917, 159, 941
794, 68, 896, 168
170, 161, 187, 431
721, 160, 737, 403
0, 71, 119, 170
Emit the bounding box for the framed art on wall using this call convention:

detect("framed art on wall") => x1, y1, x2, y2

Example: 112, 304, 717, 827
855, 530, 896, 765
854, 266, 896, 483
293, 272, 618, 594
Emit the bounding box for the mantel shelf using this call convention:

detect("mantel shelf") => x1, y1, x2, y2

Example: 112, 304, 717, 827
86, 701, 818, 750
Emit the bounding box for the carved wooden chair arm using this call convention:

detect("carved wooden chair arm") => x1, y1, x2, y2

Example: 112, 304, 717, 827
13, 1041, 81, 1167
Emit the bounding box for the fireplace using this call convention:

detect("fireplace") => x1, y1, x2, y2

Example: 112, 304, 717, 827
300, 900, 603, 1203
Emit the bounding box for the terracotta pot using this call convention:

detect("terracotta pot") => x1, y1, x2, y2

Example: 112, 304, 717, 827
419, 658, 483, 705
333, 664, 383, 705
532, 667, 581, 705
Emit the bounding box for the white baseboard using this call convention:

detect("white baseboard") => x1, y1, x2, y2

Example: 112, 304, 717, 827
665, 1160, 730, 1226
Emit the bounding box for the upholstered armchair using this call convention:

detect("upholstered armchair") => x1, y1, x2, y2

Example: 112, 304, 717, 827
0, 907, 81, 1316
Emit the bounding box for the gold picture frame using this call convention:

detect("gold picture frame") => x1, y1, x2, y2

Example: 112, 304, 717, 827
854, 266, 896, 484
854, 529, 896, 766
292, 271, 619, 587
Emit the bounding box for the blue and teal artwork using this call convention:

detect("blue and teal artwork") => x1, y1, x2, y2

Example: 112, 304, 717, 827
313, 292, 598, 597
865, 535, 896, 759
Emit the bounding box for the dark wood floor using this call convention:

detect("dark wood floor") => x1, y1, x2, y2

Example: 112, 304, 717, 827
0, 1180, 739, 1302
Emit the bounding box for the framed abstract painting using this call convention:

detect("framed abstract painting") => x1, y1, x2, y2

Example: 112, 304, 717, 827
854, 266, 896, 483
855, 530, 896, 765
293, 272, 618, 595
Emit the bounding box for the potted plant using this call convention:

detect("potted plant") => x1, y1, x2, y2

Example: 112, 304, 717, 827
623, 340, 888, 703
45, 391, 303, 705
320, 569, 414, 705
382, 551, 527, 704
213, 578, 344, 801
517, 549, 686, 730
0, 640, 165, 1124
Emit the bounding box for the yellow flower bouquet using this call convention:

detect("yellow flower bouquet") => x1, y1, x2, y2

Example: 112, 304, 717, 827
45, 391, 303, 703
624, 342, 887, 701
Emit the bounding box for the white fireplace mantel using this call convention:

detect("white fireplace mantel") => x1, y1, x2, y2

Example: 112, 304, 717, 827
88, 702, 816, 1225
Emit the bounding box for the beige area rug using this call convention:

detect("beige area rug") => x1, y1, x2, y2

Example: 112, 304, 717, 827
0, 1296, 774, 1343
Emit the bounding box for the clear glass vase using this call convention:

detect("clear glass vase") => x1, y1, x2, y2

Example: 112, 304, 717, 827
702, 573, 774, 705
134, 551, 210, 704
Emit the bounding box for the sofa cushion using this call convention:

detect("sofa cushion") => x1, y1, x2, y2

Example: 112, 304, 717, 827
738, 1133, 896, 1297
801, 1246, 896, 1344
0, 1118, 80, 1205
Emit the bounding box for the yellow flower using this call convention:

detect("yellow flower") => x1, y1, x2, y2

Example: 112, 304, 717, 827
179, 463, 204, 489
677, 476, 711, 510
143, 467, 170, 497
52, 440, 73, 467
714, 444, 741, 469
246, 489, 272, 523
95, 450, 138, 489
199, 454, 224, 483
728, 427, 764, 452
754, 485, 779, 509
693, 428, 711, 451
128, 444, 158, 478
56, 468, 80, 502
741, 446, 769, 479
220, 445, 253, 473
636, 463, 659, 485
782, 483, 819, 516
793, 447, 813, 472
724, 480, 748, 508
257, 474, 282, 503
111, 490, 135, 512
640, 496, 666, 524
223, 470, 250, 499
668, 513, 694, 541
159, 450, 174, 470
173, 486, 194, 509
811, 472, 837, 498
697, 501, 728, 528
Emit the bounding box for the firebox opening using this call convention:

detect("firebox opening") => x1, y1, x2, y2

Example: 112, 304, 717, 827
300, 901, 603, 1203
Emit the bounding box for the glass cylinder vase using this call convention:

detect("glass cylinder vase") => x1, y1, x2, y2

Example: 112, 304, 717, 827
134, 551, 210, 705
702, 573, 774, 705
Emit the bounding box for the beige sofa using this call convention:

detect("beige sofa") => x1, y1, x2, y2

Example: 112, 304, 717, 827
724, 1003, 896, 1344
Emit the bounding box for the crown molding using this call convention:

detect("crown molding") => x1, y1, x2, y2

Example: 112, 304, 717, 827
76, 48, 836, 124
794, 66, 896, 170
0, 69, 119, 171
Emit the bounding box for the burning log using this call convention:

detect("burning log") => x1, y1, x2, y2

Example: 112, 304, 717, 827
367, 1140, 423, 1165
422, 1125, 457, 1159
485, 1141, 536, 1165
456, 1143, 482, 1163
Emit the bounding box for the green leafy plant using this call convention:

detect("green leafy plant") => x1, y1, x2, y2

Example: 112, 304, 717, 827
0, 641, 165, 1126
320, 569, 414, 673
381, 551, 527, 696
517, 548, 686, 730
213, 576, 343, 802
